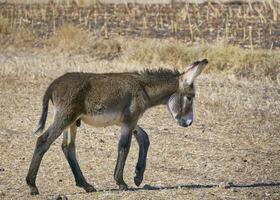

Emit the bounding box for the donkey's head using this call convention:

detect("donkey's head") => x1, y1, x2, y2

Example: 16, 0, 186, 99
167, 59, 208, 127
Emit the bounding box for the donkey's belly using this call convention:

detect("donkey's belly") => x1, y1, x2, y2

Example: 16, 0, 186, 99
81, 112, 122, 127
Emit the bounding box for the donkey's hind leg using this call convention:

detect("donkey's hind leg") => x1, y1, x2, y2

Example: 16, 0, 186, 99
133, 125, 150, 186
26, 112, 76, 195
61, 124, 96, 193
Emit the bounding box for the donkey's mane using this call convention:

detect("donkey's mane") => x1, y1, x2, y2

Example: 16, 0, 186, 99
136, 68, 181, 78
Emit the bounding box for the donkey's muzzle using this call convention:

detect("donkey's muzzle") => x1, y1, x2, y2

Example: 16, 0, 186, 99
192, 59, 208, 67
178, 119, 193, 127
201, 59, 208, 65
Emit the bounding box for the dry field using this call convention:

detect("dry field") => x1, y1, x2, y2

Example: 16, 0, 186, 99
0, 1, 280, 49
0, 1, 280, 200
0, 43, 280, 199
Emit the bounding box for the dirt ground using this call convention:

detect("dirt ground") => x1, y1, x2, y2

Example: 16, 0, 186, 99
0, 52, 280, 200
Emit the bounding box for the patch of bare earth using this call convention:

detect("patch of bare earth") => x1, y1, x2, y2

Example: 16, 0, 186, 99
0, 52, 279, 200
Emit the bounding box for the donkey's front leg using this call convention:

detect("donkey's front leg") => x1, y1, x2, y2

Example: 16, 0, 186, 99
133, 125, 150, 186
114, 124, 134, 190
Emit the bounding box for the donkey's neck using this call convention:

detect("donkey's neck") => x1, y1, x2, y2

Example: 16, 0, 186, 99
142, 76, 179, 108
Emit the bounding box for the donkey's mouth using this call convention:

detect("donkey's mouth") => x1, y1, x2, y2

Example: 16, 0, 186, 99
191, 58, 208, 67
178, 120, 193, 128
200, 58, 208, 65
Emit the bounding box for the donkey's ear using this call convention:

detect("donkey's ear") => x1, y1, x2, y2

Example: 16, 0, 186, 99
181, 59, 208, 85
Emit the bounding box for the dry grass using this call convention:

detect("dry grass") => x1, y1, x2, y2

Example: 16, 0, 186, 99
0, 16, 10, 35
0, 2, 279, 48
0, 50, 279, 199
5, 0, 277, 4
124, 38, 280, 83
11, 26, 36, 47
1, 30, 279, 83
49, 24, 90, 52
89, 38, 122, 60
0, 25, 36, 50
5, 0, 109, 4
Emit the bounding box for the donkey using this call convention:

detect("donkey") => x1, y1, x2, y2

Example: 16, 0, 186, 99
26, 59, 208, 195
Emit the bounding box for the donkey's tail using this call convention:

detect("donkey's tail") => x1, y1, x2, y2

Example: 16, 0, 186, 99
34, 87, 52, 138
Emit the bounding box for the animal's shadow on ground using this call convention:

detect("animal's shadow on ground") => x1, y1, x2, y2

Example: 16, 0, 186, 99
47, 181, 280, 198
99, 181, 280, 192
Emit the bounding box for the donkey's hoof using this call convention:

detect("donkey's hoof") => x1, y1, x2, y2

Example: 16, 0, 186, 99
118, 183, 128, 190
134, 175, 143, 186
76, 183, 96, 193
84, 185, 96, 193
77, 184, 96, 192
30, 187, 39, 195
30, 191, 39, 196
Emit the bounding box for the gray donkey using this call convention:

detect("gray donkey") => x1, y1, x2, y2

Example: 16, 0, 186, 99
26, 59, 208, 195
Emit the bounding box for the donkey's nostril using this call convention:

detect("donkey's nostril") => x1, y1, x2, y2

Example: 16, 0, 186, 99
186, 119, 193, 126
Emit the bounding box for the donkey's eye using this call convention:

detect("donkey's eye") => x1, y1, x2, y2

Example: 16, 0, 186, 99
187, 96, 192, 101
